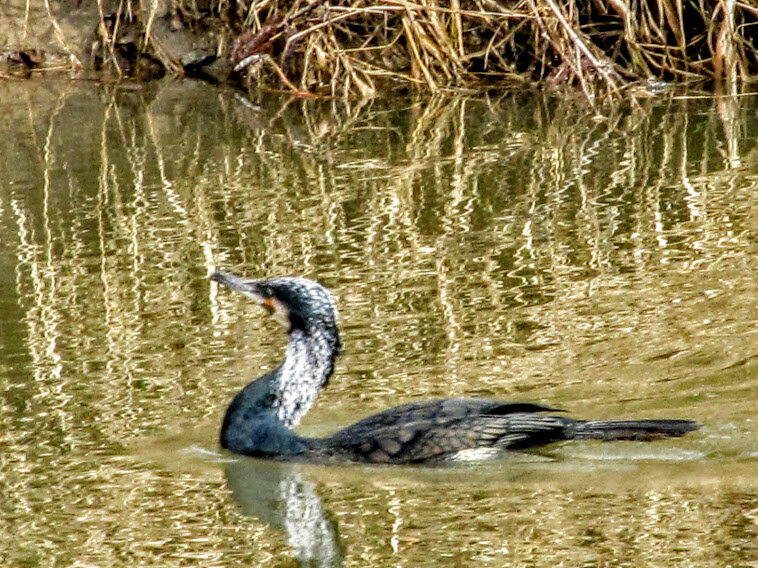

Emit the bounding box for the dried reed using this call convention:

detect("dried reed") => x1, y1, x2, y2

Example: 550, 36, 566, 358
12, 0, 754, 98
202, 0, 757, 97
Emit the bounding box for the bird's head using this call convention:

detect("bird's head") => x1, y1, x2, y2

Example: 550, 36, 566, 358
211, 271, 339, 337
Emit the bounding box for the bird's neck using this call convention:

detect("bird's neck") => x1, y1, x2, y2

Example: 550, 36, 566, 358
273, 325, 339, 428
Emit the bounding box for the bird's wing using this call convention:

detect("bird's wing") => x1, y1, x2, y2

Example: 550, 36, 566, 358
322, 408, 572, 463
328, 398, 559, 434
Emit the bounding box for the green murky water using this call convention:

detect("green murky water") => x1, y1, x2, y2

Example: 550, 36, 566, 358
0, 79, 756, 567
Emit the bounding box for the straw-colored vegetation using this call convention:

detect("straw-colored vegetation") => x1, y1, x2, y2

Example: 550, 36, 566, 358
4, 0, 757, 98
103, 0, 758, 95
216, 0, 758, 97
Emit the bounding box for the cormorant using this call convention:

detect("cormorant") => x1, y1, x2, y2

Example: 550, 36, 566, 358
211, 271, 699, 464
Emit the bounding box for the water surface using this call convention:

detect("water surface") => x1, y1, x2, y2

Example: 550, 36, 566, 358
0, 79, 756, 567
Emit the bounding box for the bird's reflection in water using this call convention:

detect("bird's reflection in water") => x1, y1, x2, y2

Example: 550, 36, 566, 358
225, 458, 344, 568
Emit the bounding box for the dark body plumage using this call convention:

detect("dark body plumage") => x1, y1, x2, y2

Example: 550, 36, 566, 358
211, 271, 699, 464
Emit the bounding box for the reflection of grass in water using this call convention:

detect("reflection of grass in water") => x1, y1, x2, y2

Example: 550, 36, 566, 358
4, 83, 758, 406
1, 80, 757, 568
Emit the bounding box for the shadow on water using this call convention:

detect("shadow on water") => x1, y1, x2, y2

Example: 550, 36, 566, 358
216, 437, 751, 568
219, 450, 562, 568
225, 458, 344, 568
220, 452, 553, 568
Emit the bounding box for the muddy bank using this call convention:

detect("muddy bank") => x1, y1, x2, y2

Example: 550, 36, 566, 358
1, 0, 230, 82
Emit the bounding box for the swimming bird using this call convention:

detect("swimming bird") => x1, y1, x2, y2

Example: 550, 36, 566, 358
211, 271, 699, 464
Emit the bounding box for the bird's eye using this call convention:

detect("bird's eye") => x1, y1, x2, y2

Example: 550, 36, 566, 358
259, 285, 273, 298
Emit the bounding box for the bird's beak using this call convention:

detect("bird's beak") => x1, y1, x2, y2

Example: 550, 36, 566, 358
211, 271, 266, 304
211, 270, 291, 329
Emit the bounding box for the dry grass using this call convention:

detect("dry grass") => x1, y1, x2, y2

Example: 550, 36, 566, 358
6, 0, 755, 98
212, 0, 758, 98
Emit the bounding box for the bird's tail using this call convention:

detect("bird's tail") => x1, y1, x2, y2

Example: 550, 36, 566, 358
573, 419, 700, 441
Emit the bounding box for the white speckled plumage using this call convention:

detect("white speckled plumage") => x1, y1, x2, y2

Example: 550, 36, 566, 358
276, 326, 337, 427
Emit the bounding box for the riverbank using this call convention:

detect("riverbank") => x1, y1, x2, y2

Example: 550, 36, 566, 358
2, 1, 757, 98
